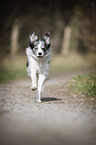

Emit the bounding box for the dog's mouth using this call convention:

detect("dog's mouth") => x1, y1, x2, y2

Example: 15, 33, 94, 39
37, 56, 43, 60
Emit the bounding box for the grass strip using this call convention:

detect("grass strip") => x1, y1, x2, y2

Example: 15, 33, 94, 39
68, 73, 96, 98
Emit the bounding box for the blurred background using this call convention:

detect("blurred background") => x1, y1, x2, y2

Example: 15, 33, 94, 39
0, 0, 96, 82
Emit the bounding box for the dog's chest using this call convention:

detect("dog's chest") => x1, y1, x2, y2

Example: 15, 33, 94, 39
32, 57, 48, 73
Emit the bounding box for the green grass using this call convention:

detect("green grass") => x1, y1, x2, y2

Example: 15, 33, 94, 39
0, 68, 26, 82
0, 55, 27, 83
68, 74, 96, 97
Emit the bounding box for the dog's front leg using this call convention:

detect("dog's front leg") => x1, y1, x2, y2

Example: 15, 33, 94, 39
30, 69, 37, 91
36, 74, 45, 102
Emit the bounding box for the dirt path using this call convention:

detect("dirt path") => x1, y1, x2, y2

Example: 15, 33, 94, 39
0, 68, 96, 145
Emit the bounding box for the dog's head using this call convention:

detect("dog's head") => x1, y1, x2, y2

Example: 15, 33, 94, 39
29, 32, 51, 60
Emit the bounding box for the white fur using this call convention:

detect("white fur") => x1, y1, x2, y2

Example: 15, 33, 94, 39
26, 46, 51, 102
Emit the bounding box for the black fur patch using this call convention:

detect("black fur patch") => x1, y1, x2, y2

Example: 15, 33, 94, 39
29, 42, 34, 49
46, 44, 50, 49
26, 61, 29, 67
45, 32, 50, 37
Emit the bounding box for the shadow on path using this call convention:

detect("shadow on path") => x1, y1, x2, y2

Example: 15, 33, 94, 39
41, 97, 61, 102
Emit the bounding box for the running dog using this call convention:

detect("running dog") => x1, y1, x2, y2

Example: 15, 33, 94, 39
26, 32, 51, 102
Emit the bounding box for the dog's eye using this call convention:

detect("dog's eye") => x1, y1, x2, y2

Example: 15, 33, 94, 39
42, 48, 46, 52
35, 48, 38, 50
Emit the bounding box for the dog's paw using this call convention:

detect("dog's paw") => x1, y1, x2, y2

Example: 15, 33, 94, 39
36, 99, 42, 103
31, 86, 37, 91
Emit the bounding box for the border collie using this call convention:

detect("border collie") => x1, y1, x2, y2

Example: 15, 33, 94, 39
26, 32, 51, 102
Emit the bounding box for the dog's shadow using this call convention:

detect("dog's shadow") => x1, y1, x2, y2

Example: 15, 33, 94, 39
41, 97, 61, 102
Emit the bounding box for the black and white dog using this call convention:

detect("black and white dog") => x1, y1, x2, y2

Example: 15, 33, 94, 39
26, 32, 51, 102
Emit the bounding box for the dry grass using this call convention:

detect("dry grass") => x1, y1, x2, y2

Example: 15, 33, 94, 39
50, 52, 96, 76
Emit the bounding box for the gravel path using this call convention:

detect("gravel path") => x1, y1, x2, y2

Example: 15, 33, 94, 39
0, 68, 96, 145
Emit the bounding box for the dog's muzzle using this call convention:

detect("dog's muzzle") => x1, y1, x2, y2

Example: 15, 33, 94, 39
37, 52, 43, 60
37, 56, 43, 60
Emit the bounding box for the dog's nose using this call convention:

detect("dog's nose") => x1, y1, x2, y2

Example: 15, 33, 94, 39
38, 52, 42, 56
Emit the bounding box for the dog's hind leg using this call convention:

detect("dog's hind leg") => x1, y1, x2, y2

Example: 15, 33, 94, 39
36, 74, 46, 102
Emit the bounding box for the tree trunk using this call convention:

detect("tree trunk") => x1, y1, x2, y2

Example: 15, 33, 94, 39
10, 21, 19, 55
61, 26, 72, 56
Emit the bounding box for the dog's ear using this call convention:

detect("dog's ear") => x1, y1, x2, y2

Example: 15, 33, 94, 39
29, 32, 38, 43
43, 32, 50, 44
44, 32, 50, 37
29, 32, 38, 49
43, 32, 51, 49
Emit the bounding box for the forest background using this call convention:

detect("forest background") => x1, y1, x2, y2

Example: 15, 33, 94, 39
0, 0, 96, 82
